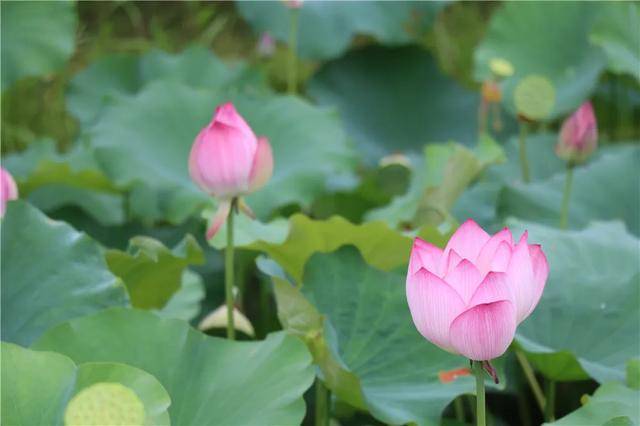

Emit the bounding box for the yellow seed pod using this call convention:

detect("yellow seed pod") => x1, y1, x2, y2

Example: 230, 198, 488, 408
64, 382, 145, 426
514, 75, 556, 121
489, 58, 514, 78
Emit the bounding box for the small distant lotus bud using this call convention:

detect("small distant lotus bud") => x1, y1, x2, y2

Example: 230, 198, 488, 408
481, 80, 502, 104
257, 32, 276, 58
556, 102, 598, 164
406, 219, 548, 361
284, 0, 303, 8
489, 58, 514, 78
0, 167, 18, 217
189, 102, 273, 238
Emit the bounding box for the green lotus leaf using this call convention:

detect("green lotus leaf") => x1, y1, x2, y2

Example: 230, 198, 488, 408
509, 220, 640, 383
544, 382, 639, 425
237, 2, 446, 60
106, 234, 204, 309
309, 46, 480, 160
1, 201, 128, 346
1, 342, 170, 426
157, 270, 205, 322
33, 308, 315, 425
1, 1, 77, 89
475, 2, 606, 119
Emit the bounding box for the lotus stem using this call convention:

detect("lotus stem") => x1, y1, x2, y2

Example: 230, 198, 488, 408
518, 121, 531, 183
287, 8, 299, 94
515, 349, 546, 414
474, 361, 486, 426
559, 164, 574, 229
545, 380, 556, 422
315, 378, 329, 426
225, 197, 237, 340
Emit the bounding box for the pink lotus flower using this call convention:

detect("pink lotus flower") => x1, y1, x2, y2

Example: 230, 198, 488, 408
406, 219, 548, 361
556, 101, 597, 164
0, 167, 18, 217
284, 0, 303, 8
189, 102, 273, 238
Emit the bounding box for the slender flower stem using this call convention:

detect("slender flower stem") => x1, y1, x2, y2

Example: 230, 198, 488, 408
287, 8, 299, 94
474, 361, 486, 426
518, 121, 531, 183
225, 198, 237, 340
515, 349, 546, 414
559, 164, 574, 229
545, 380, 556, 422
315, 378, 329, 426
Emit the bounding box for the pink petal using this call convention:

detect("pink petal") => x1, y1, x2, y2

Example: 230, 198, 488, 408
468, 272, 513, 306
248, 136, 274, 192
505, 232, 536, 324
444, 219, 491, 262
443, 259, 483, 304
524, 244, 548, 319
213, 102, 257, 142
406, 269, 466, 353
449, 300, 517, 361
0, 167, 18, 217
408, 237, 443, 275
206, 200, 232, 240
440, 249, 463, 277
476, 228, 513, 274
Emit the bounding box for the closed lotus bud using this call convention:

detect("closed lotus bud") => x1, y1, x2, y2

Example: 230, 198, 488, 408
406, 219, 548, 361
481, 80, 502, 104
189, 102, 273, 238
0, 167, 18, 217
284, 0, 303, 8
257, 32, 276, 58
556, 102, 598, 164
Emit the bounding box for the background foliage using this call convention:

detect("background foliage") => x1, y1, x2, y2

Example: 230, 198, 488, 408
1, 1, 639, 425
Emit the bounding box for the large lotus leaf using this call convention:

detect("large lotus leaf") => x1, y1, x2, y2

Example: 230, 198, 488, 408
453, 132, 567, 231
590, 2, 640, 81
237, 213, 451, 282
1, 342, 170, 426
474, 2, 606, 119
366, 136, 505, 229
88, 80, 355, 223
498, 145, 640, 236
67, 46, 262, 128
1, 1, 77, 89
0, 201, 128, 346
237, 2, 446, 60
308, 45, 480, 160
157, 270, 205, 322
2, 139, 124, 226
301, 246, 501, 426
508, 220, 640, 383
545, 382, 639, 426
33, 308, 315, 425
106, 235, 204, 309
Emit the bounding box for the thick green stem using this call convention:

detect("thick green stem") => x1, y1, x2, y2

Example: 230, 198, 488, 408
518, 121, 531, 183
315, 378, 329, 426
559, 164, 574, 229
545, 380, 556, 422
454, 396, 465, 422
287, 8, 299, 94
474, 361, 486, 426
515, 349, 546, 414
225, 198, 237, 340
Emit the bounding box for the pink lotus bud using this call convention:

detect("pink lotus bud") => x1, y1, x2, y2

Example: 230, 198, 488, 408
189, 102, 273, 238
0, 167, 18, 217
257, 32, 276, 58
284, 0, 303, 8
406, 219, 548, 361
556, 101, 598, 164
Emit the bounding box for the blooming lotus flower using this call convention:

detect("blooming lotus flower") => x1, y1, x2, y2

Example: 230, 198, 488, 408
189, 102, 273, 238
0, 167, 18, 217
406, 219, 548, 361
556, 101, 597, 164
